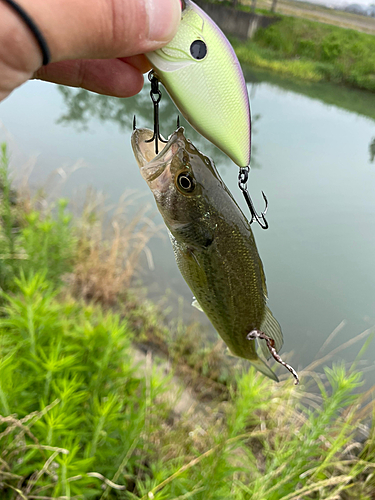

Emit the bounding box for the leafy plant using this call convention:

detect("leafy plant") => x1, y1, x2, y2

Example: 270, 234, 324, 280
0, 143, 20, 293
20, 199, 76, 283
0, 273, 170, 499
1, 146, 76, 293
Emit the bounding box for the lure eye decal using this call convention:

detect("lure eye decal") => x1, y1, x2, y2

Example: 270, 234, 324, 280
177, 172, 195, 193
190, 40, 207, 60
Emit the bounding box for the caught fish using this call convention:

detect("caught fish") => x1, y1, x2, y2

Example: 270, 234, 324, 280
146, 0, 251, 168
132, 126, 284, 381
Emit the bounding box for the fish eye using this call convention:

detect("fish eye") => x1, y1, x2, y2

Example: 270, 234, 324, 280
190, 40, 207, 60
177, 172, 195, 193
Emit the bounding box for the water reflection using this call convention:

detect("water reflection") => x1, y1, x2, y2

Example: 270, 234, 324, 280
244, 67, 375, 122
57, 85, 261, 169
370, 138, 375, 163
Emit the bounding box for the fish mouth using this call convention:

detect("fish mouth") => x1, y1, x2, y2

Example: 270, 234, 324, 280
131, 127, 185, 185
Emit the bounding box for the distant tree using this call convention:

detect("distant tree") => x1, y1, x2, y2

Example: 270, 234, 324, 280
251, 0, 257, 13
270, 0, 278, 13
232, 0, 239, 7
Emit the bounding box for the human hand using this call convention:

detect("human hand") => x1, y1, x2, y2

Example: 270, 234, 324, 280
0, 0, 181, 102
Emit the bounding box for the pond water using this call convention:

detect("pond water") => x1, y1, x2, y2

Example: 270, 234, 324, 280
1, 69, 375, 381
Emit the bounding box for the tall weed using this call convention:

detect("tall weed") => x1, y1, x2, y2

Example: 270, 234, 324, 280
133, 365, 374, 500
71, 190, 161, 305
1, 147, 158, 302
0, 273, 170, 498
0, 147, 75, 292
0, 143, 21, 292
20, 199, 76, 283
1, 145, 375, 499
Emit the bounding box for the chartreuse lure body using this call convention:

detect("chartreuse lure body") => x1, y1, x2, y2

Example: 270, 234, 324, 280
146, 0, 251, 168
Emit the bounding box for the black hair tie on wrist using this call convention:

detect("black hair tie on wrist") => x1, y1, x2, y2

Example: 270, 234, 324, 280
1, 0, 51, 65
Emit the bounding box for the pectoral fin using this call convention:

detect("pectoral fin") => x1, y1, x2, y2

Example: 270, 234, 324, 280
192, 297, 204, 312
257, 306, 284, 361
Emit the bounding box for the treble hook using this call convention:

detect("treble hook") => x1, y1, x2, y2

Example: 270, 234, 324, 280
238, 167, 269, 230
145, 71, 167, 155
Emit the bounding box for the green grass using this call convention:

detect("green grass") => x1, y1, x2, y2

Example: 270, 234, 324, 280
0, 143, 19, 292
1, 143, 76, 294
1, 146, 375, 498
0, 275, 374, 499
229, 11, 375, 92
0, 273, 171, 499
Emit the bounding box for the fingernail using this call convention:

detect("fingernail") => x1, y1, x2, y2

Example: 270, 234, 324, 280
146, 0, 181, 42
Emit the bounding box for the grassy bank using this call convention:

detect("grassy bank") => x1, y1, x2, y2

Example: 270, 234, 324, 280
244, 0, 375, 35
226, 6, 375, 92
1, 145, 375, 499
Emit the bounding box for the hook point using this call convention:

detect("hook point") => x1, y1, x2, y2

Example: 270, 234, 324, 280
238, 170, 269, 230
261, 191, 268, 216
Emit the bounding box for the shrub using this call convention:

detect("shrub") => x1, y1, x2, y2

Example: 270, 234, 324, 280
1, 145, 76, 293
20, 199, 76, 283
321, 35, 342, 62
0, 273, 170, 498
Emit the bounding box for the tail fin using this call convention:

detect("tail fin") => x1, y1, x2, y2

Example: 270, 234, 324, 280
249, 357, 279, 382
257, 306, 283, 361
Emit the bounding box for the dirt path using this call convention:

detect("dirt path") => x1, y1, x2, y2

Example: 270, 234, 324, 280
244, 0, 375, 34
132, 347, 214, 425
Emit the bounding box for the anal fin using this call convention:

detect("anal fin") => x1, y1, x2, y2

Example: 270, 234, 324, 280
257, 306, 284, 361
249, 357, 279, 382
226, 348, 279, 382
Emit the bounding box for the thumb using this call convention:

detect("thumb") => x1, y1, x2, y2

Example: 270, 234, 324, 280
4, 0, 181, 66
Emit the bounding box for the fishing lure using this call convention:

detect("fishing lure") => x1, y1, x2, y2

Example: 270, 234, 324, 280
146, 0, 269, 228
146, 0, 251, 169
